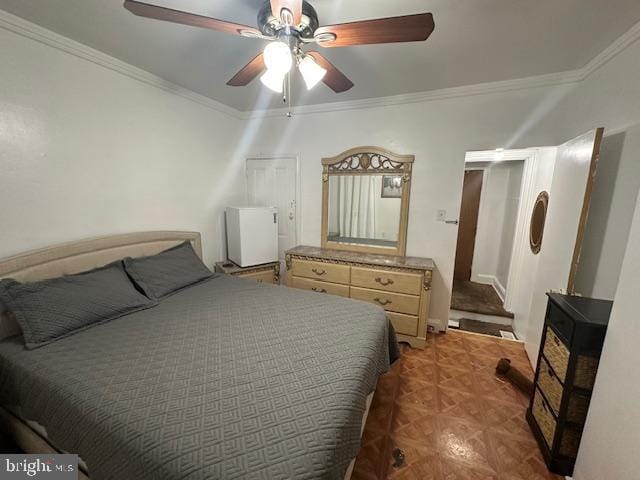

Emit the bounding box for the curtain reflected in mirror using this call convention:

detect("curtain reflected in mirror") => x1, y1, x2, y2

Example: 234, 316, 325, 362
327, 175, 402, 248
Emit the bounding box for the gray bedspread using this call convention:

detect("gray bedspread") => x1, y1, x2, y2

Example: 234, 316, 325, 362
0, 275, 393, 480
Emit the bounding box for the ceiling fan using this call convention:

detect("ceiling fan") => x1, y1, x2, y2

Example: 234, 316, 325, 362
124, 0, 435, 95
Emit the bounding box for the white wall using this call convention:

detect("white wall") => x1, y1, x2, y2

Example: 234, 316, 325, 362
522, 38, 640, 362
2, 10, 640, 351
557, 38, 640, 478
496, 161, 524, 292
242, 33, 640, 334
0, 26, 245, 266
509, 148, 556, 341
240, 87, 572, 328
471, 165, 508, 286
572, 189, 640, 480
573, 125, 640, 299
470, 161, 524, 297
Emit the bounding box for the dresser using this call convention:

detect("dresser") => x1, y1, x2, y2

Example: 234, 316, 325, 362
214, 261, 280, 284
527, 293, 611, 476
285, 246, 434, 349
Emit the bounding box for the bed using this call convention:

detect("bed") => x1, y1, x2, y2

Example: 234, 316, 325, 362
0, 232, 395, 480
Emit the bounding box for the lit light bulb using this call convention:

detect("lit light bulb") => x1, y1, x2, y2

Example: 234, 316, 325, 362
260, 70, 285, 93
298, 55, 327, 90
263, 41, 292, 75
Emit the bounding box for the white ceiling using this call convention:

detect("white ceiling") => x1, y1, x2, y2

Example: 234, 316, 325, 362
2, 0, 640, 112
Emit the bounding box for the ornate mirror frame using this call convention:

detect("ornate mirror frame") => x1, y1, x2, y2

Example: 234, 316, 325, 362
321, 146, 414, 256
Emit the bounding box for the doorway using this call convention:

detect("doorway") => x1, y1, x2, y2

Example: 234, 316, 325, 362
450, 158, 525, 338
246, 156, 299, 268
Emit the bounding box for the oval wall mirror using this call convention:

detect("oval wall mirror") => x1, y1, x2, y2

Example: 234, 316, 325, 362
530, 191, 549, 254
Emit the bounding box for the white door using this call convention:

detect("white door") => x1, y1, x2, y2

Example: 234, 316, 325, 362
525, 128, 604, 361
246, 157, 297, 264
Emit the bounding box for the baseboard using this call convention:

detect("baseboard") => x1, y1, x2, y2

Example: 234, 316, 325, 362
492, 277, 506, 302
471, 274, 506, 302
470, 273, 493, 285
449, 309, 513, 326
428, 318, 445, 333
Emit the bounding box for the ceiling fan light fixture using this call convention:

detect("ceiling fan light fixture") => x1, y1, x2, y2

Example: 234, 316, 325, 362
298, 55, 327, 90
263, 41, 293, 75
260, 69, 285, 93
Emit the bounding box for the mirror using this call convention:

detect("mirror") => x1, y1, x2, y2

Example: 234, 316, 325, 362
321, 147, 414, 256
530, 191, 549, 254
327, 175, 402, 248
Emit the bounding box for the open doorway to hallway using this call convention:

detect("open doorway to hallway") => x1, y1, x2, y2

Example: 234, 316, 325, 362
450, 155, 524, 339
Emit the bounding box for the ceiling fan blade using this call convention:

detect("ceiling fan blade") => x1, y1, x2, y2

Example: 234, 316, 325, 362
124, 0, 261, 37
270, 0, 303, 26
315, 13, 434, 47
226, 53, 266, 86
307, 52, 354, 93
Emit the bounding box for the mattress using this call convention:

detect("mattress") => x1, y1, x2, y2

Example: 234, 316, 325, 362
0, 275, 393, 480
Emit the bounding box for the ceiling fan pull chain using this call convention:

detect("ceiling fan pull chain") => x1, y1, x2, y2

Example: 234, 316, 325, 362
286, 71, 293, 118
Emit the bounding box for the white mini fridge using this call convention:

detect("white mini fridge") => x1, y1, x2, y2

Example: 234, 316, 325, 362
226, 206, 279, 267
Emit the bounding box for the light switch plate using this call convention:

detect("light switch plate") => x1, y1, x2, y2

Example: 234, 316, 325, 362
436, 209, 446, 222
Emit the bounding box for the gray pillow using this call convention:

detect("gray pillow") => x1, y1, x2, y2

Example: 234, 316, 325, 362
0, 263, 155, 349
0, 299, 21, 341
123, 241, 213, 300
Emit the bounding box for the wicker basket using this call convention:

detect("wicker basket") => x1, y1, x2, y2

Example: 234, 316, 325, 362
537, 356, 591, 424
532, 389, 556, 448
538, 356, 564, 413
558, 428, 581, 457
574, 355, 599, 389
533, 388, 582, 457
543, 328, 569, 382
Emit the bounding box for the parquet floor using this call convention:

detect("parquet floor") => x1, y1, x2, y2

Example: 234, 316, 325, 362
352, 330, 563, 480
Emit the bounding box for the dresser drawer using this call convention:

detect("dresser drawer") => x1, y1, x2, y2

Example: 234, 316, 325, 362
351, 267, 422, 295
291, 259, 350, 285
543, 327, 570, 383
291, 277, 350, 297
236, 270, 275, 284
387, 312, 419, 336
350, 287, 420, 316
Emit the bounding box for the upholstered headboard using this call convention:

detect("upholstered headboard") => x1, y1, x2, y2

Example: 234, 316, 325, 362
0, 231, 202, 283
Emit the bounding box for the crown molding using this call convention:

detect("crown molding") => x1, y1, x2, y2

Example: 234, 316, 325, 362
0, 9, 243, 120
244, 19, 640, 119
244, 70, 581, 119
1, 8, 639, 120
577, 19, 640, 80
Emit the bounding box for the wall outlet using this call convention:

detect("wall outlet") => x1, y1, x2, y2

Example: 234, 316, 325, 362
436, 209, 447, 222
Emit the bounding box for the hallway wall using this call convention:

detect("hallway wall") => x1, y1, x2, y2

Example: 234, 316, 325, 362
471, 161, 524, 298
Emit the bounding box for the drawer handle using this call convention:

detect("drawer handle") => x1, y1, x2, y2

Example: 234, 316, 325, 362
312, 287, 327, 293
311, 268, 327, 276
374, 297, 392, 306
375, 277, 395, 286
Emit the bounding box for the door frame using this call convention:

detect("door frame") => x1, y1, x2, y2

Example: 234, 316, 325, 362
245, 153, 302, 254
464, 148, 538, 310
